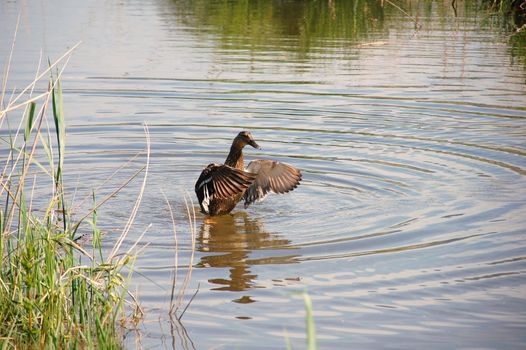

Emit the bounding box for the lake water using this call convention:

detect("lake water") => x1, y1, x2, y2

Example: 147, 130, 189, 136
1, 0, 526, 349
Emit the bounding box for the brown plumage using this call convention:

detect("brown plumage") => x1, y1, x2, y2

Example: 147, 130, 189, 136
195, 131, 302, 216
243, 160, 301, 208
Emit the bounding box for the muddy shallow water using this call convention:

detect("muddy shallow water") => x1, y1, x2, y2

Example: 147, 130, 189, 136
1, 0, 526, 348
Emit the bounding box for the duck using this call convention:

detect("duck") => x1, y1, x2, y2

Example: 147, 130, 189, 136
195, 131, 302, 216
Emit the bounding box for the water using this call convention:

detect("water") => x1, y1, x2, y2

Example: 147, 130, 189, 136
1, 0, 526, 349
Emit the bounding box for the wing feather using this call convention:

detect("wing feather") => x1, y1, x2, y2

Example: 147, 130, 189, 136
195, 164, 256, 214
243, 160, 302, 208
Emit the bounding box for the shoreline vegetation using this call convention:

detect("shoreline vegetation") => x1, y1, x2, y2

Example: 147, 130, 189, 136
0, 27, 199, 347
0, 36, 150, 347
485, 0, 526, 30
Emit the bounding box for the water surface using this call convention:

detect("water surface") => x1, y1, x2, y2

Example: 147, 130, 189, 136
1, 0, 526, 349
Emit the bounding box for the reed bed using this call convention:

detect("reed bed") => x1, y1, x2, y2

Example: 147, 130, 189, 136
0, 32, 149, 348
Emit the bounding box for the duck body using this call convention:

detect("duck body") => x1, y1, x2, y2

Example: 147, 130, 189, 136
195, 131, 301, 216
195, 163, 254, 216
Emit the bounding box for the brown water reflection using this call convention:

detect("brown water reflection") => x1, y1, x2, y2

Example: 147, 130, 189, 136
197, 212, 299, 293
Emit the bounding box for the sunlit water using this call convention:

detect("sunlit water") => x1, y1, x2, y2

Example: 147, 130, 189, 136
1, 0, 526, 348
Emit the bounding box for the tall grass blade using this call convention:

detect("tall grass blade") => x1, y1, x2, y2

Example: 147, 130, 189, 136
50, 72, 67, 235
302, 292, 318, 350
24, 102, 36, 142
51, 72, 65, 177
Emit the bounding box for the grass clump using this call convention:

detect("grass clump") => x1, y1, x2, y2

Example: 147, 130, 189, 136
1, 37, 148, 348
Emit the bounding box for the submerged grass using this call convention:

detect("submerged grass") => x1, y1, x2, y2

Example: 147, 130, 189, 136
1, 34, 149, 348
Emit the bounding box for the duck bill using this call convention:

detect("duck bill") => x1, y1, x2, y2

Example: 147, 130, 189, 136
248, 139, 261, 149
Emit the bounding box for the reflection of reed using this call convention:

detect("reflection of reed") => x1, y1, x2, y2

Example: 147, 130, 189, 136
197, 212, 299, 293
166, 0, 387, 54
168, 314, 196, 350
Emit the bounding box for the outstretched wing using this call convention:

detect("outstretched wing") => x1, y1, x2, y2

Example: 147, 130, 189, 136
243, 160, 302, 208
195, 164, 256, 214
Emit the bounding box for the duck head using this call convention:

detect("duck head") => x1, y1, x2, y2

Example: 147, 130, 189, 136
235, 131, 261, 150
225, 131, 261, 168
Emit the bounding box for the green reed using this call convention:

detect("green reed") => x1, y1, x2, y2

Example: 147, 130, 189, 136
482, 0, 526, 29
285, 291, 318, 350
0, 44, 148, 348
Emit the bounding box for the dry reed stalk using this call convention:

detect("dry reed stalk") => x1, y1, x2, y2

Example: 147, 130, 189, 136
162, 189, 179, 314
107, 123, 151, 262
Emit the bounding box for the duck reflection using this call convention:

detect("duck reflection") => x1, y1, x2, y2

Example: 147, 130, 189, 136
197, 212, 299, 293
